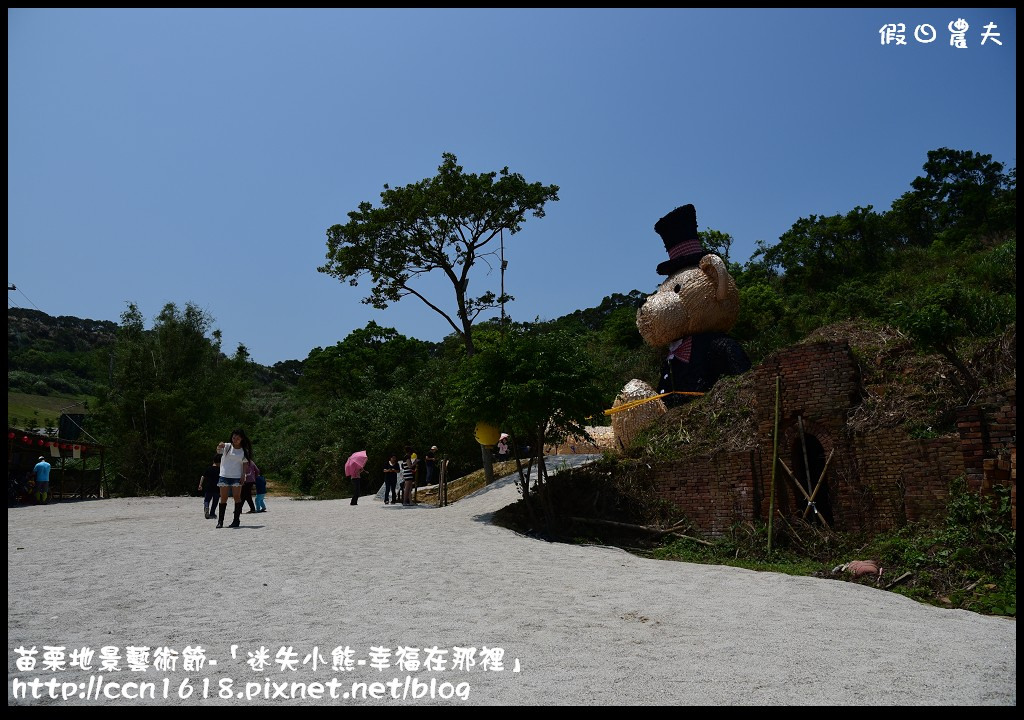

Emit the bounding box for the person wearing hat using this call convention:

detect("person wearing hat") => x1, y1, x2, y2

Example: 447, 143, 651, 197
424, 445, 439, 487
33, 455, 51, 505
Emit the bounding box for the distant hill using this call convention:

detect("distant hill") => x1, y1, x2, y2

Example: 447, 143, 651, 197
7, 308, 117, 399
8, 308, 118, 352
6, 307, 302, 426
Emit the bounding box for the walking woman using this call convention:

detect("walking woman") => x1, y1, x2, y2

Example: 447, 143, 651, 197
241, 456, 260, 514
216, 429, 253, 528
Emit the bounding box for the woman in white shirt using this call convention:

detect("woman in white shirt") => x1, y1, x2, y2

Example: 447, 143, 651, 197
215, 428, 252, 528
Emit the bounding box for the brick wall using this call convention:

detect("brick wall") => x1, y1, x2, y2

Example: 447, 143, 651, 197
650, 450, 762, 537
648, 342, 1017, 537
958, 385, 1016, 529
847, 433, 962, 534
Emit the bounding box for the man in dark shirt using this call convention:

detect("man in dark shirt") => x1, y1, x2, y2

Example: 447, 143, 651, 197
198, 455, 221, 519
383, 455, 400, 505
424, 446, 438, 486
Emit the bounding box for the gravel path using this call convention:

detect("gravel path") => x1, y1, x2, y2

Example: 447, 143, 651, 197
7, 456, 1016, 706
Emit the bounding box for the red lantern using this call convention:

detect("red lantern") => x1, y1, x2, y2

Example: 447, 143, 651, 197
37, 439, 44, 446
22, 436, 31, 444
7, 432, 13, 439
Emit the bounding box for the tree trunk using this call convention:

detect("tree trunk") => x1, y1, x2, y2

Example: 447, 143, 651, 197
937, 344, 979, 401
510, 434, 541, 529
481, 444, 494, 485
535, 426, 558, 533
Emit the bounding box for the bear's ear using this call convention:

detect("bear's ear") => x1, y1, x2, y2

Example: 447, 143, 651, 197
699, 254, 730, 301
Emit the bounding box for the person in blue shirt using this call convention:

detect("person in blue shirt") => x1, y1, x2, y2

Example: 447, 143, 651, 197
33, 456, 51, 505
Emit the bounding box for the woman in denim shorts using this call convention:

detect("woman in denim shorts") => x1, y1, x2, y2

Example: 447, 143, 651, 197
215, 429, 252, 528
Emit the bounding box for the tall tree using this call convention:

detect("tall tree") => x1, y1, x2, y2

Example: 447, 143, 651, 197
446, 326, 607, 529
889, 147, 1015, 247
94, 302, 251, 495
319, 152, 560, 357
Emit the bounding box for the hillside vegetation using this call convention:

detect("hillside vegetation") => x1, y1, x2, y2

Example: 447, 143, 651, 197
6, 148, 1015, 615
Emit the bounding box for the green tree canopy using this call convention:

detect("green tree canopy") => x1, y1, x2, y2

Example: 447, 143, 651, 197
94, 302, 251, 494
747, 205, 892, 294
319, 152, 560, 356
301, 321, 434, 400
889, 147, 1016, 247
446, 326, 607, 528
447, 327, 607, 465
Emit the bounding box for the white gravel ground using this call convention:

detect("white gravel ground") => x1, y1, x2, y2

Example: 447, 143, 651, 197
7, 456, 1016, 706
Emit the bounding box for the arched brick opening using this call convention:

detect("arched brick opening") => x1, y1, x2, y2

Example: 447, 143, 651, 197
776, 420, 836, 527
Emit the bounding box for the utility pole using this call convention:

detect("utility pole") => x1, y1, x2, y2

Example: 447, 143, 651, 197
500, 229, 507, 336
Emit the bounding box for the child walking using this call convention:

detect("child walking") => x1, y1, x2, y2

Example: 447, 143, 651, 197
254, 471, 268, 513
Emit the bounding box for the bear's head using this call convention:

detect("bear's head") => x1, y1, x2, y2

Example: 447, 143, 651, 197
636, 253, 740, 348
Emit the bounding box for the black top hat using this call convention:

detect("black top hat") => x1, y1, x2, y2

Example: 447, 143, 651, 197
654, 204, 707, 275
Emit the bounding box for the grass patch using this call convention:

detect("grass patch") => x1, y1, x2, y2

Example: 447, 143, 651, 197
417, 460, 521, 505
8, 391, 96, 429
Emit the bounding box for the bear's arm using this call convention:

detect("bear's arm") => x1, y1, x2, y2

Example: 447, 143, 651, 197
708, 335, 752, 380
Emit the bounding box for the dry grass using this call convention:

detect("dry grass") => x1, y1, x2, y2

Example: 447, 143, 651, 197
636, 319, 1016, 459
636, 371, 760, 460
416, 459, 523, 506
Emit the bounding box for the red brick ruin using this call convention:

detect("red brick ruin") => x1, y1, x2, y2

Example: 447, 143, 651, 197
651, 341, 1016, 537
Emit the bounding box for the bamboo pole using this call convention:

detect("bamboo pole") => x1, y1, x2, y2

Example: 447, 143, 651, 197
801, 449, 835, 520
768, 375, 780, 553
778, 458, 832, 531
798, 416, 813, 500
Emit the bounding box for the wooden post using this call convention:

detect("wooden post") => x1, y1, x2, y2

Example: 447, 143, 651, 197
801, 449, 835, 520
797, 416, 813, 500
441, 459, 449, 507
768, 375, 780, 553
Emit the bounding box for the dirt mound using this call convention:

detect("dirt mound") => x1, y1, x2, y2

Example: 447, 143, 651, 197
637, 319, 1016, 458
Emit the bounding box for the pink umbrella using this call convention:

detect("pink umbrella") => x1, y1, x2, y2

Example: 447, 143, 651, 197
345, 450, 368, 478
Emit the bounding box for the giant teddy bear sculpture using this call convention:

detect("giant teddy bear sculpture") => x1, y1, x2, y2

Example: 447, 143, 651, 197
611, 204, 752, 449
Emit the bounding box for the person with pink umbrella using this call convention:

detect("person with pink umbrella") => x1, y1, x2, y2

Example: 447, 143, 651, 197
345, 450, 368, 506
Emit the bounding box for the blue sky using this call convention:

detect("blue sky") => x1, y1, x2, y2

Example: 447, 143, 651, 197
8, 8, 1016, 366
